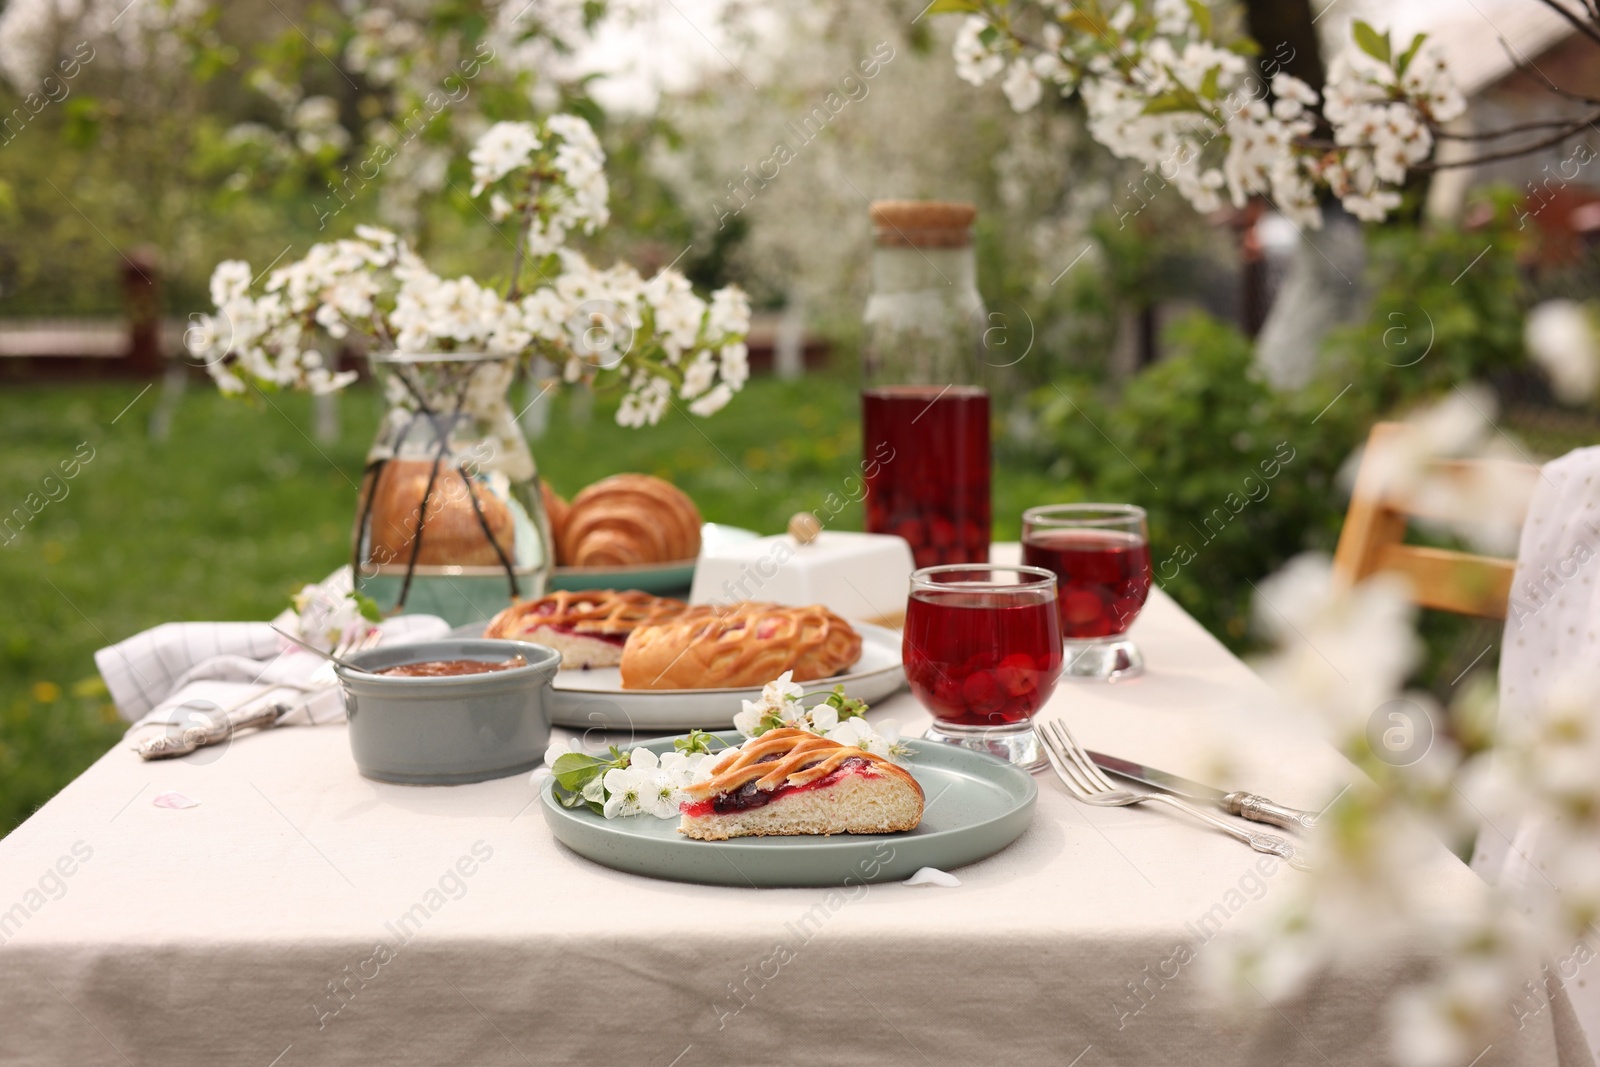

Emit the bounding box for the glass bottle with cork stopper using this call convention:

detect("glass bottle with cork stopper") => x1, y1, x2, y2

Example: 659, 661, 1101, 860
861, 200, 991, 568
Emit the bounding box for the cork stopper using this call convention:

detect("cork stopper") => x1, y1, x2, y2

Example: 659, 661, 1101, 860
788, 511, 822, 545
870, 200, 976, 248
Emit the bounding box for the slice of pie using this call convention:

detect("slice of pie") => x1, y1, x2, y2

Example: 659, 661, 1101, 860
679, 728, 923, 841
484, 590, 688, 669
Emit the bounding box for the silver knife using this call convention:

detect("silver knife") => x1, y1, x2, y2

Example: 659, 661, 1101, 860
1087, 750, 1321, 834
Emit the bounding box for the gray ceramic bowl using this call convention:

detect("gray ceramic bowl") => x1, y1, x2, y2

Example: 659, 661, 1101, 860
335, 639, 560, 785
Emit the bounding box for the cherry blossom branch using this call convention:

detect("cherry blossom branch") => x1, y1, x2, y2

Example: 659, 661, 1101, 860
1530, 0, 1600, 51
1412, 121, 1598, 169
1431, 112, 1600, 140
1494, 34, 1600, 106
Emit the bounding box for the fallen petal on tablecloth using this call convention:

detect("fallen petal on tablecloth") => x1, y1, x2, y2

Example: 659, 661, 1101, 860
904, 867, 961, 887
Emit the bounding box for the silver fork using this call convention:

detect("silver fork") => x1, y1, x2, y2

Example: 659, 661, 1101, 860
138, 627, 383, 760
1040, 719, 1312, 872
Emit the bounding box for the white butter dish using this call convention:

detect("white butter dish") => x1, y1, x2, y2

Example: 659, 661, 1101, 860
689, 529, 914, 627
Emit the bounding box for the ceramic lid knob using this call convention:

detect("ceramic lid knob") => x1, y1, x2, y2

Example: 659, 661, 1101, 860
788, 512, 822, 545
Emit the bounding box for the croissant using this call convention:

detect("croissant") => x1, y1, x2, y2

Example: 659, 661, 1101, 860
558, 474, 701, 567
619, 603, 862, 690
365, 458, 514, 568
484, 590, 688, 669
679, 728, 923, 840
540, 481, 569, 547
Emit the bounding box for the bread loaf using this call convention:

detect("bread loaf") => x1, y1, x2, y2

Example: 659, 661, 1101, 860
620, 602, 861, 690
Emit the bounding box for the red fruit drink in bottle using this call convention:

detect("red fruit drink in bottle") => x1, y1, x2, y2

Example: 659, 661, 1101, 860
862, 385, 990, 568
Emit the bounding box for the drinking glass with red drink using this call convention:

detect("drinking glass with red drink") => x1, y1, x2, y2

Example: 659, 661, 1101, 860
903, 564, 1063, 771
1021, 504, 1152, 681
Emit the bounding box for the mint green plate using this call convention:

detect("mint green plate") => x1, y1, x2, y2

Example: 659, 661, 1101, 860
541, 734, 1037, 887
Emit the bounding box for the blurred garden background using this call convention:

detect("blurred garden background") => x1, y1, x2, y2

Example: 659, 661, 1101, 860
3, 0, 1600, 837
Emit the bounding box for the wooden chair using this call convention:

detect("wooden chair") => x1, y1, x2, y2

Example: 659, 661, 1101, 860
1331, 422, 1542, 618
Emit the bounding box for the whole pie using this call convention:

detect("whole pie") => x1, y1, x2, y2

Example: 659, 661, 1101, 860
484, 590, 688, 669
679, 729, 924, 840
619, 603, 862, 690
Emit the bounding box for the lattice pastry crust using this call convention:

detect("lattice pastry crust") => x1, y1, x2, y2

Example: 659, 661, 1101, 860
619, 602, 862, 690
686, 729, 920, 799
679, 728, 923, 840
485, 590, 689, 641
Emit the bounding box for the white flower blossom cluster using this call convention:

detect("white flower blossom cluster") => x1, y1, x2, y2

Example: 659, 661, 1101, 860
544, 737, 718, 819
1319, 46, 1464, 221
194, 116, 752, 427
731, 672, 905, 760
471, 115, 610, 257
289, 569, 377, 653
951, 3, 1465, 227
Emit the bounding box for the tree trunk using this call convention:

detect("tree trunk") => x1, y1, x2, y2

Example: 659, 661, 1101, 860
1242, 0, 1325, 92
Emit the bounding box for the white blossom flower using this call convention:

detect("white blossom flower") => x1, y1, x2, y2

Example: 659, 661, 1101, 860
209, 260, 252, 308
953, 16, 1004, 86
679, 350, 717, 400
658, 750, 698, 789
863, 719, 903, 760
290, 573, 374, 653
762, 672, 803, 707
543, 738, 575, 767
733, 702, 764, 738
719, 342, 750, 391
1001, 58, 1042, 112
640, 770, 682, 819
601, 767, 644, 818
1525, 299, 1600, 405
693, 749, 730, 783
469, 121, 542, 195
688, 382, 734, 417
808, 704, 839, 733
707, 286, 751, 339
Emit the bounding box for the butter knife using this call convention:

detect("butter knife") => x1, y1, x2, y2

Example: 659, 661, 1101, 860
1087, 750, 1321, 833
137, 698, 291, 760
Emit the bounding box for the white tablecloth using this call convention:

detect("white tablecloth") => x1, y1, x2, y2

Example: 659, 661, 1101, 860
0, 579, 1589, 1066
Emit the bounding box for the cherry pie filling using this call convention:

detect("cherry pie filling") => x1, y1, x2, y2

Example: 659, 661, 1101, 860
680, 756, 877, 818
515, 601, 631, 645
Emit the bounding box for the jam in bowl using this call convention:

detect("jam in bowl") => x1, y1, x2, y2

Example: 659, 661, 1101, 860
334, 638, 560, 785
376, 655, 526, 677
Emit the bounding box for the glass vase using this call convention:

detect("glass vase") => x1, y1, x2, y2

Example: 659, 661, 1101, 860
352, 352, 553, 626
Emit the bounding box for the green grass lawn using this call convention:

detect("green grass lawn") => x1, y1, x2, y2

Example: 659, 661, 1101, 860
0, 372, 1065, 838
